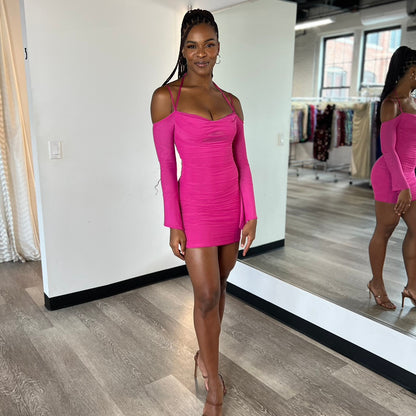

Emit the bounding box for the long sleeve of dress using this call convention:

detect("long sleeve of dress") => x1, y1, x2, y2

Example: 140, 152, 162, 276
233, 118, 257, 228
153, 116, 184, 230
380, 117, 409, 191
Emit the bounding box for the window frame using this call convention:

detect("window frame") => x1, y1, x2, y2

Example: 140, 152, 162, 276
359, 25, 401, 90
320, 33, 354, 98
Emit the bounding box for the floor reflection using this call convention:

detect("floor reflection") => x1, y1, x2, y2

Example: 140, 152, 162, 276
242, 167, 416, 338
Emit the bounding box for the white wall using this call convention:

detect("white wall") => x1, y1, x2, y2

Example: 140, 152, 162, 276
214, 0, 296, 247
23, 0, 295, 298
23, 0, 182, 298
292, 1, 412, 97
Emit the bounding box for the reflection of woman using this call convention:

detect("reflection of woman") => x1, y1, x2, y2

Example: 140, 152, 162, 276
151, 9, 257, 415
369, 46, 416, 310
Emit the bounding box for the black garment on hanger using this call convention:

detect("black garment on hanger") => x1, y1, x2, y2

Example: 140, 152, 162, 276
313, 104, 335, 162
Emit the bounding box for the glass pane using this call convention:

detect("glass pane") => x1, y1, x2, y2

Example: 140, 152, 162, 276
322, 36, 354, 94
362, 28, 401, 87
321, 87, 349, 99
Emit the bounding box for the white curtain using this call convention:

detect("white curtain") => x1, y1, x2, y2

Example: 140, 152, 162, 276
0, 0, 40, 262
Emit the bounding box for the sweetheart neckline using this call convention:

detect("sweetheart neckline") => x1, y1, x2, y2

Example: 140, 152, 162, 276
153, 110, 243, 126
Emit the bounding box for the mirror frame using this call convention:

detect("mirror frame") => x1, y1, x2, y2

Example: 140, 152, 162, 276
228, 261, 416, 394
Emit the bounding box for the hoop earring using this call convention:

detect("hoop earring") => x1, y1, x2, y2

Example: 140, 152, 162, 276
216, 54, 221, 65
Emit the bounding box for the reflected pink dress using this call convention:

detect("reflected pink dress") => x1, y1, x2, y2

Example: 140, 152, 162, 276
371, 98, 416, 204
153, 77, 257, 248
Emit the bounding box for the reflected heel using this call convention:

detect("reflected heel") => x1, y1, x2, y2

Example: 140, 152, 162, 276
401, 287, 416, 308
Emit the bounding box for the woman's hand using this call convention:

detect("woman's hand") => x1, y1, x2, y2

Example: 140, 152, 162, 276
170, 228, 186, 260
395, 189, 412, 216
240, 219, 257, 256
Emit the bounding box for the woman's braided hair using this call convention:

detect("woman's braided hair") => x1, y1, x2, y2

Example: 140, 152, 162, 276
162, 9, 219, 86
376, 46, 416, 126
379, 46, 416, 103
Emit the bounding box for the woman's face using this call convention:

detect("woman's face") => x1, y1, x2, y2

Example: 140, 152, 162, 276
182, 23, 219, 76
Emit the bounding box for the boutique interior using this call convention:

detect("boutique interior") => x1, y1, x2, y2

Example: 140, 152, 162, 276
1, 0, 416, 414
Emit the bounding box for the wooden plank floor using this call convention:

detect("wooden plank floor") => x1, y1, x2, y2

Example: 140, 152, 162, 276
1, 260, 416, 415
243, 168, 416, 338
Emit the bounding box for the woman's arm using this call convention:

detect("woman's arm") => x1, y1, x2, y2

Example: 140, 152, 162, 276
231, 95, 257, 255
380, 99, 409, 191
380, 98, 412, 215
151, 87, 184, 232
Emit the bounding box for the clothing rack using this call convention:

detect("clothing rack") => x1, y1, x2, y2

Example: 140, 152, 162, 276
290, 97, 377, 183
291, 96, 379, 102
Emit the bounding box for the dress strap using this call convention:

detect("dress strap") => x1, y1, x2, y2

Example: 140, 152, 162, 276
395, 95, 403, 114
166, 86, 175, 109
166, 76, 185, 111
174, 76, 185, 110
214, 82, 235, 112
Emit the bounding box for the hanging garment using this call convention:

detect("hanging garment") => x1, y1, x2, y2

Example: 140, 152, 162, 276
351, 102, 371, 179
307, 104, 317, 142
313, 104, 335, 162
345, 109, 354, 146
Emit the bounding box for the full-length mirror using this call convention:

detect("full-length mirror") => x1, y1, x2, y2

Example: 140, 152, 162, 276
240, 0, 416, 338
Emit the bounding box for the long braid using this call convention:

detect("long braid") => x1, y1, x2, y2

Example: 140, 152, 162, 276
376, 46, 416, 127
162, 9, 219, 86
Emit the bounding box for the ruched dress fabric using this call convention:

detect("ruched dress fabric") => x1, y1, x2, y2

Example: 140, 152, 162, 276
153, 81, 257, 248
371, 106, 416, 204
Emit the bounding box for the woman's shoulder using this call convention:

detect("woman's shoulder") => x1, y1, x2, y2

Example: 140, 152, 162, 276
221, 89, 244, 121
151, 85, 174, 124
380, 96, 401, 123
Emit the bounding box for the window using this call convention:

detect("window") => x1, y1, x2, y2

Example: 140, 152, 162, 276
361, 27, 401, 89
366, 32, 380, 48
389, 29, 401, 51
321, 35, 354, 98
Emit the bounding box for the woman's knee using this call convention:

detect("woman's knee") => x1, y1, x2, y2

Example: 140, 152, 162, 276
375, 223, 398, 241
194, 287, 221, 316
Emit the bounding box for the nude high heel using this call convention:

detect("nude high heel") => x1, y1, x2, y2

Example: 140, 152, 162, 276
194, 351, 227, 395
401, 287, 416, 308
202, 374, 226, 416
367, 281, 396, 310
194, 351, 209, 391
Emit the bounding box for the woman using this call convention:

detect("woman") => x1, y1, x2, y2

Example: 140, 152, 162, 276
151, 9, 257, 415
368, 46, 416, 310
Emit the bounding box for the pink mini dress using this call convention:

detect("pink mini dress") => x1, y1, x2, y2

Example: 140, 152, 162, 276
153, 76, 257, 248
371, 98, 416, 204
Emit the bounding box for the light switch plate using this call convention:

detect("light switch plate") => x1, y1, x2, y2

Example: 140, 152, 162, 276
48, 140, 62, 159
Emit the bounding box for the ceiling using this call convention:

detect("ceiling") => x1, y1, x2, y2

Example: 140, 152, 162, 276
288, 0, 404, 22
158, 0, 406, 22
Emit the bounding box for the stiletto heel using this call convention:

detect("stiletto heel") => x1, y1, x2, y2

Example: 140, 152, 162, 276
367, 280, 396, 310
194, 351, 209, 391
218, 373, 227, 396
401, 287, 416, 308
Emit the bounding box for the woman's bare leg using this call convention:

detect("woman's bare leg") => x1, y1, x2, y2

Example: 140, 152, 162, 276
368, 200, 400, 309
191, 242, 239, 391
401, 202, 416, 298
218, 242, 239, 323
185, 247, 224, 414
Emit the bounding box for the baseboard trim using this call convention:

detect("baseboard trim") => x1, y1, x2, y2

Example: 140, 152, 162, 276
44, 265, 188, 311
226, 282, 416, 395
238, 239, 284, 259
44, 240, 284, 311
